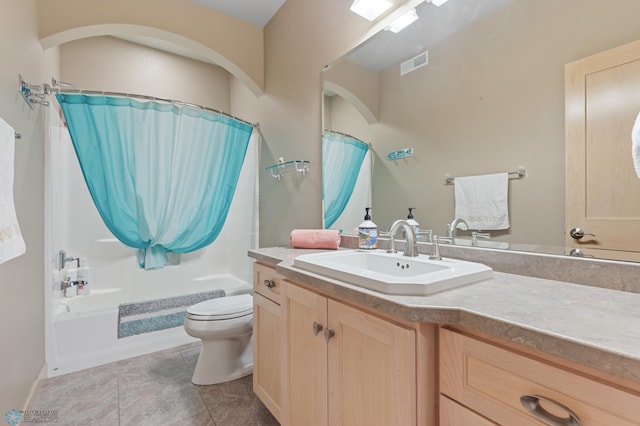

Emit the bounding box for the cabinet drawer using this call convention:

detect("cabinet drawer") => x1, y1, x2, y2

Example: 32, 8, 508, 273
253, 263, 283, 304
440, 328, 640, 426
440, 395, 497, 426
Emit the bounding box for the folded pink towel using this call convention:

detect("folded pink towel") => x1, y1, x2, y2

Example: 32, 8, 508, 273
290, 229, 341, 250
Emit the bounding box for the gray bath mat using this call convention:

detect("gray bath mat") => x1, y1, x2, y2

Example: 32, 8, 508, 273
117, 289, 226, 338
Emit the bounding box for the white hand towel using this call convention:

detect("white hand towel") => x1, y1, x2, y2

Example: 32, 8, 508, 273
0, 117, 26, 264
454, 172, 510, 230
632, 110, 640, 178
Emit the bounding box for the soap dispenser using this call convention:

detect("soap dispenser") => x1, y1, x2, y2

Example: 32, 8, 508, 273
406, 208, 419, 234
358, 207, 378, 250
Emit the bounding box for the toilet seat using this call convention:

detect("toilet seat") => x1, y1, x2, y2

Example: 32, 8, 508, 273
186, 294, 252, 321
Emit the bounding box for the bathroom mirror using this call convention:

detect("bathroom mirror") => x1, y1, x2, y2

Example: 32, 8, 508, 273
322, 0, 640, 261
322, 130, 373, 233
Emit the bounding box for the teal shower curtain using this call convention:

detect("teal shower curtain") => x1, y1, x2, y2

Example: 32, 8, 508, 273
56, 93, 253, 270
322, 131, 369, 229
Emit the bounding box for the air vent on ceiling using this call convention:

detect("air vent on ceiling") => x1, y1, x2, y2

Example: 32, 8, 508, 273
400, 51, 429, 76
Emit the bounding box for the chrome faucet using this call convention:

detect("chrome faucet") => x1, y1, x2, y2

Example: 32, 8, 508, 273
386, 220, 418, 257
447, 218, 469, 239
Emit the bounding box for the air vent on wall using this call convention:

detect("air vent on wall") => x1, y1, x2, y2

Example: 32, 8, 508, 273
400, 51, 429, 76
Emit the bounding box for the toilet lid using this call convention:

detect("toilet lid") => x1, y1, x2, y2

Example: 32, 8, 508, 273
186, 294, 253, 320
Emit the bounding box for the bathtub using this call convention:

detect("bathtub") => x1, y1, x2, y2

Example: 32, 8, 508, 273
47, 274, 251, 377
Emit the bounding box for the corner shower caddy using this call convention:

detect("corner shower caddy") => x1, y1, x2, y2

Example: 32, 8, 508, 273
265, 159, 310, 180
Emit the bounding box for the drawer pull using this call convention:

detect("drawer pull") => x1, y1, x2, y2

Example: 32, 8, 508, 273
312, 321, 323, 336
263, 279, 276, 289
520, 395, 581, 426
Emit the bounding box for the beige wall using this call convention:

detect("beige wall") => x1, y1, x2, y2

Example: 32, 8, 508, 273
324, 60, 379, 124
0, 0, 48, 413
59, 36, 232, 110
36, 0, 264, 95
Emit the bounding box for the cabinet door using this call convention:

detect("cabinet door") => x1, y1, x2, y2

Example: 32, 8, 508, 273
284, 283, 328, 426
327, 300, 416, 426
253, 293, 282, 423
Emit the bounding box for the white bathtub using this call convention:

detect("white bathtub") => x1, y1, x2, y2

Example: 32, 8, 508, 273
47, 274, 251, 377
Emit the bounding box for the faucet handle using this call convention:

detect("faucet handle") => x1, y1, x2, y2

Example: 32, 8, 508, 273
378, 231, 396, 253
416, 229, 433, 242
472, 231, 491, 239
471, 231, 491, 247
429, 235, 451, 261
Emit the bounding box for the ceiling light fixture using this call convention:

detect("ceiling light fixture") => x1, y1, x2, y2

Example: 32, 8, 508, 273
430, 0, 449, 6
385, 8, 419, 33
350, 0, 394, 21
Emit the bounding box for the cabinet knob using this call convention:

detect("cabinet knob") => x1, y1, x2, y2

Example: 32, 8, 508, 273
324, 328, 335, 343
263, 279, 275, 289
520, 394, 581, 426
312, 321, 323, 336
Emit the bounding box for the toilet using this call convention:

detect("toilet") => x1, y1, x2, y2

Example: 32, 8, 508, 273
183, 293, 254, 385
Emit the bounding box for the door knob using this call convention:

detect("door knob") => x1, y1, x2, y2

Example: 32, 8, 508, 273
569, 249, 594, 258
569, 228, 595, 240
569, 248, 584, 257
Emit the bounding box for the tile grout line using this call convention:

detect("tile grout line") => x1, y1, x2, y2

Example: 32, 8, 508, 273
181, 345, 217, 425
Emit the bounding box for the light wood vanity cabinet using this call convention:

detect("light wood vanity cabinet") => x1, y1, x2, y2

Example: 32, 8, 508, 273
439, 327, 640, 426
283, 282, 418, 426
253, 263, 285, 423
253, 260, 640, 426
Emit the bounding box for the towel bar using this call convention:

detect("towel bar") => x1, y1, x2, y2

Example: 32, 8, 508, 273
444, 168, 526, 185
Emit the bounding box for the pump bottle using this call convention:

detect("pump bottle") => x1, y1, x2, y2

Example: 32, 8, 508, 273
406, 208, 419, 234
358, 207, 378, 250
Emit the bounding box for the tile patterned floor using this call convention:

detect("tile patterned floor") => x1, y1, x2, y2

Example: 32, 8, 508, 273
28, 343, 279, 426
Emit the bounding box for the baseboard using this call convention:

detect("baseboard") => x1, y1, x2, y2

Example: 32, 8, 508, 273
22, 363, 47, 411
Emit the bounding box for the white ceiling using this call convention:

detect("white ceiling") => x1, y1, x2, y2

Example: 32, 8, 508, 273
191, 0, 287, 27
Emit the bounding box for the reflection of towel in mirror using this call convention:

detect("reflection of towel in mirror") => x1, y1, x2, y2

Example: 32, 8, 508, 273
454, 173, 509, 231
0, 117, 26, 264
632, 111, 640, 178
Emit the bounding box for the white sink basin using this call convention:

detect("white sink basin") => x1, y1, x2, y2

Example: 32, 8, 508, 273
292, 249, 493, 296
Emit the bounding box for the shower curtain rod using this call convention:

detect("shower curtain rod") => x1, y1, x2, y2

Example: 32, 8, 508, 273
53, 88, 258, 128
19, 75, 258, 128
323, 129, 371, 147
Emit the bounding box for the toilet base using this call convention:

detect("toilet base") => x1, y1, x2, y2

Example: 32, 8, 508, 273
191, 334, 253, 386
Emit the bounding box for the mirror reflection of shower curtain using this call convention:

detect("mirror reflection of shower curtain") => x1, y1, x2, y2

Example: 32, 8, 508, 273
322, 131, 371, 232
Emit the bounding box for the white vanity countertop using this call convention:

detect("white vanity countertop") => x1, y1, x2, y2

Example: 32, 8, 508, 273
249, 246, 640, 383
